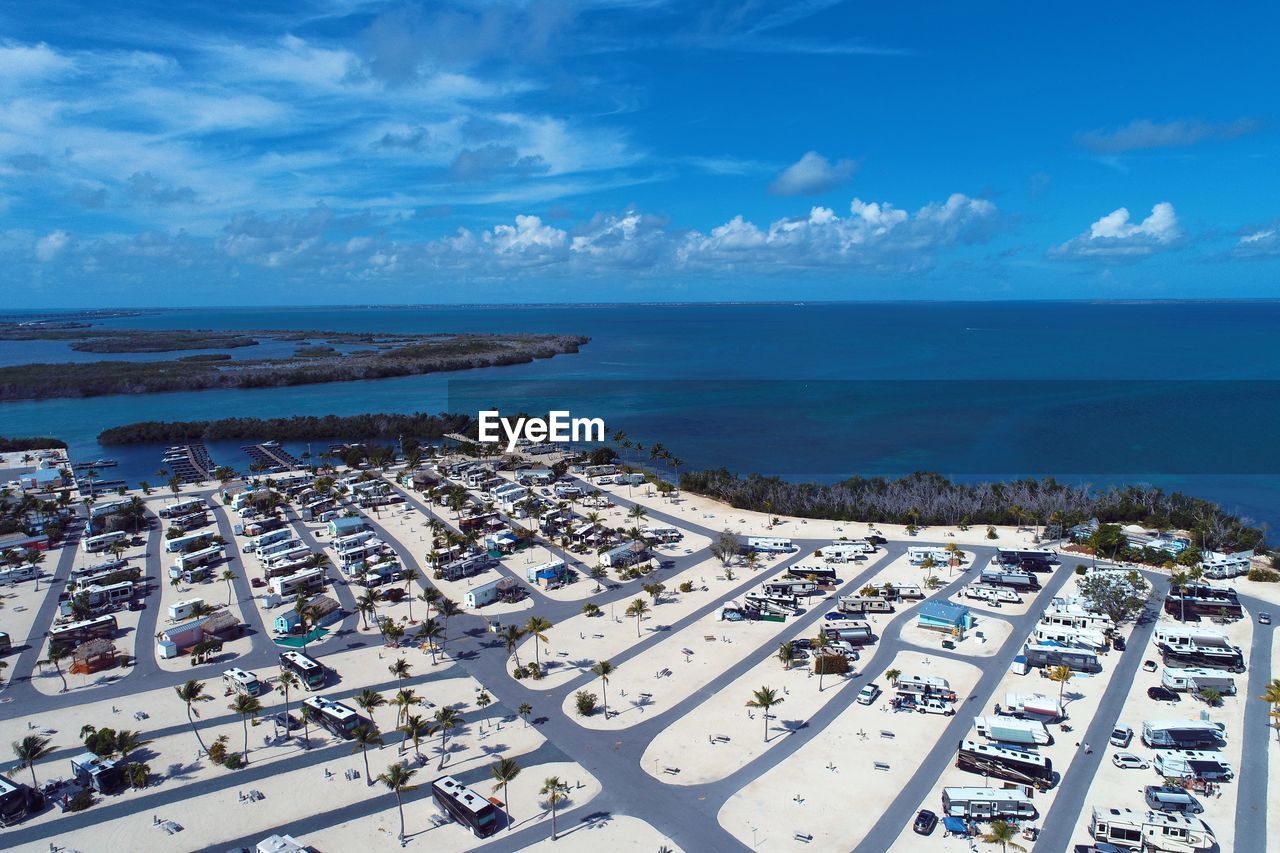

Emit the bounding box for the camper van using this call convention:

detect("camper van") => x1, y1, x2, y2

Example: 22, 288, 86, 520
168, 598, 203, 622
973, 716, 1052, 746
940, 787, 1036, 821
222, 668, 263, 697
1089, 807, 1215, 852
1032, 624, 1109, 652
1023, 643, 1102, 673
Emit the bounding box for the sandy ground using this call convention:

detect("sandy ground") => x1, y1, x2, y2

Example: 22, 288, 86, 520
0, 554, 65, 688
1267, 628, 1280, 850
638, 620, 869, 783
1060, 607, 1255, 853
717, 651, 982, 851
897, 613, 1014, 658
512, 553, 788, 690
519, 813, 683, 852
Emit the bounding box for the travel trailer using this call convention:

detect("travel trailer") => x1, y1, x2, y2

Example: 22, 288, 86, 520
1023, 643, 1102, 673
1089, 807, 1215, 852
954, 740, 1054, 790
1160, 667, 1237, 696
940, 787, 1036, 821
1140, 720, 1227, 750
972, 715, 1052, 746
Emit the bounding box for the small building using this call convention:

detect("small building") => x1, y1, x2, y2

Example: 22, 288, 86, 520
326, 516, 367, 538
601, 541, 648, 569
19, 461, 65, 491
526, 558, 569, 588
273, 594, 341, 634
156, 608, 242, 658
70, 752, 124, 793
0, 532, 50, 553
69, 638, 119, 675
917, 600, 974, 637
484, 530, 520, 554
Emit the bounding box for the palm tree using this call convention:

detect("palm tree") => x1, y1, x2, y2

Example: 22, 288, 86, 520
491, 756, 522, 831
430, 707, 462, 768
401, 713, 429, 758
982, 818, 1026, 852
350, 725, 384, 785
519, 703, 533, 728
388, 656, 412, 690
221, 568, 236, 606
778, 641, 793, 670
42, 641, 72, 693
746, 686, 784, 742
591, 660, 616, 718
1259, 678, 1280, 744
377, 762, 418, 840
393, 688, 420, 728
811, 632, 831, 690
885, 668, 902, 687
540, 776, 570, 840
500, 624, 525, 667
11, 735, 55, 788
175, 679, 213, 755
356, 689, 388, 734
357, 589, 380, 630
524, 616, 553, 670
419, 585, 442, 620
1047, 665, 1073, 707
417, 618, 444, 664
398, 567, 419, 620
438, 598, 461, 633
1169, 570, 1189, 621
229, 693, 262, 764
625, 598, 649, 637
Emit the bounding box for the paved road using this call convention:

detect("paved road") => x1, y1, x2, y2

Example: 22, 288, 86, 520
1032, 575, 1167, 852
1232, 592, 1274, 853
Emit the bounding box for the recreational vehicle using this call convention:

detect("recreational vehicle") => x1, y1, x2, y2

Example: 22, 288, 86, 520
159, 498, 205, 519
170, 544, 223, 578
1001, 693, 1063, 722
972, 715, 1051, 746
1040, 608, 1115, 634
940, 787, 1036, 821
222, 668, 263, 697
1032, 624, 1109, 652
955, 740, 1054, 790
908, 546, 952, 566
48, 614, 117, 645
1023, 643, 1102, 673
1160, 667, 1236, 696
0, 565, 37, 584
1164, 584, 1244, 621
280, 651, 327, 690
787, 565, 839, 584
746, 536, 794, 553
1151, 751, 1234, 781
168, 598, 203, 622
1140, 720, 1227, 750
1089, 807, 1215, 852
980, 568, 1040, 590
821, 541, 875, 561
431, 775, 501, 838
269, 568, 324, 599
764, 579, 819, 597
1153, 626, 1245, 673
641, 526, 683, 544
301, 696, 364, 739
883, 582, 924, 600
165, 531, 215, 554
83, 531, 128, 554
838, 595, 895, 614
996, 548, 1057, 570
61, 580, 134, 616
823, 621, 875, 645
895, 674, 956, 700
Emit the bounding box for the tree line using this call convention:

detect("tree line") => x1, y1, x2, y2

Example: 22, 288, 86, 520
0, 435, 67, 451
679, 468, 1268, 552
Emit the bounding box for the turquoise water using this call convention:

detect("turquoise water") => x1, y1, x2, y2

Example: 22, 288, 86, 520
3, 302, 1279, 529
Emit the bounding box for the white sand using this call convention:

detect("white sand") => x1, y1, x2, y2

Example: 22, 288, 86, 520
717, 651, 982, 850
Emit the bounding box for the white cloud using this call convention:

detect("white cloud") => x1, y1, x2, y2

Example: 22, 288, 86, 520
1051, 202, 1183, 261
1076, 118, 1260, 154
769, 151, 857, 196
34, 229, 70, 262
1233, 225, 1280, 258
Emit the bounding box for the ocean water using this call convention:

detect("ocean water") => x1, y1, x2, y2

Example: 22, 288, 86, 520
3, 302, 1278, 531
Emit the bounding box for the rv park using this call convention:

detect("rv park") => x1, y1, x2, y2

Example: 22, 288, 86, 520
0, 445, 1277, 853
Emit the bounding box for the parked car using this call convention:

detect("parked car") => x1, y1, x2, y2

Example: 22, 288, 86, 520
791, 638, 812, 650
866, 535, 887, 545
1147, 686, 1180, 702
1111, 635, 1126, 651
1109, 725, 1133, 748
1111, 752, 1149, 770
916, 698, 955, 716
912, 809, 938, 835
250, 577, 265, 588
271, 713, 301, 731
1144, 785, 1204, 814
856, 684, 881, 705
1260, 612, 1272, 625
1142, 659, 1158, 672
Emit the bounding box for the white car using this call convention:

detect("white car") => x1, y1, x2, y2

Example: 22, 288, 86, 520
1112, 752, 1149, 770
856, 684, 881, 705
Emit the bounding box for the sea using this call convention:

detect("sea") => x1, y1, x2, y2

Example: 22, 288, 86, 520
3, 301, 1279, 533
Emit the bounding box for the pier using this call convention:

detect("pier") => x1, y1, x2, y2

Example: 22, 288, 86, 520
161, 444, 215, 483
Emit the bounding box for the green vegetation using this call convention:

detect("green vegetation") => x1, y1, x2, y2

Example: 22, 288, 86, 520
0, 329, 588, 401
0, 435, 66, 451
680, 468, 1267, 552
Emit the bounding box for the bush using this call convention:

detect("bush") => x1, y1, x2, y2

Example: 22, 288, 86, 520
524, 663, 543, 680
574, 690, 598, 716
513, 668, 525, 680
986, 526, 998, 539
223, 753, 244, 770
679, 581, 695, 593
1247, 567, 1280, 583
66, 790, 94, 812
813, 654, 850, 676
1076, 566, 1087, 575
207, 735, 229, 764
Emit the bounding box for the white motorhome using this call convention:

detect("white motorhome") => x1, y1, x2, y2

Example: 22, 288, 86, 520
222, 667, 263, 697
1040, 607, 1115, 634
972, 715, 1052, 746
907, 546, 953, 565
883, 582, 925, 600
1032, 624, 1109, 652
269, 568, 324, 599
746, 536, 794, 553
1160, 667, 1236, 696
896, 674, 955, 699
941, 787, 1035, 821
168, 598, 203, 622
1089, 807, 1215, 853
820, 541, 875, 561
1152, 750, 1234, 781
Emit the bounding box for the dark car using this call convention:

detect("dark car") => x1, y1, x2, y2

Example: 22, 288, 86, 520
867, 535, 887, 545
271, 713, 301, 731
792, 638, 812, 650
1111, 635, 1126, 651
913, 809, 938, 835
1148, 686, 1180, 702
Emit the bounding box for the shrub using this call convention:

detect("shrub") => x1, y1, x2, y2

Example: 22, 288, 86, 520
223, 753, 244, 770
1076, 566, 1087, 575
66, 790, 94, 812
1247, 567, 1280, 583
679, 581, 695, 593
207, 735, 229, 764
574, 690, 598, 716
525, 663, 543, 680
813, 654, 850, 676
986, 526, 998, 540
513, 668, 525, 680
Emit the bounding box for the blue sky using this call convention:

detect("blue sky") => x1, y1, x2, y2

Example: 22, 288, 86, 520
3, 1, 1278, 306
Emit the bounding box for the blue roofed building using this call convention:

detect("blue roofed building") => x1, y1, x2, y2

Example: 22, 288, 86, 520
917, 600, 973, 637
327, 515, 366, 537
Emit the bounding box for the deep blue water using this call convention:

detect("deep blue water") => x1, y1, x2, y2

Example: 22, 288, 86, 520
3, 302, 1279, 531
